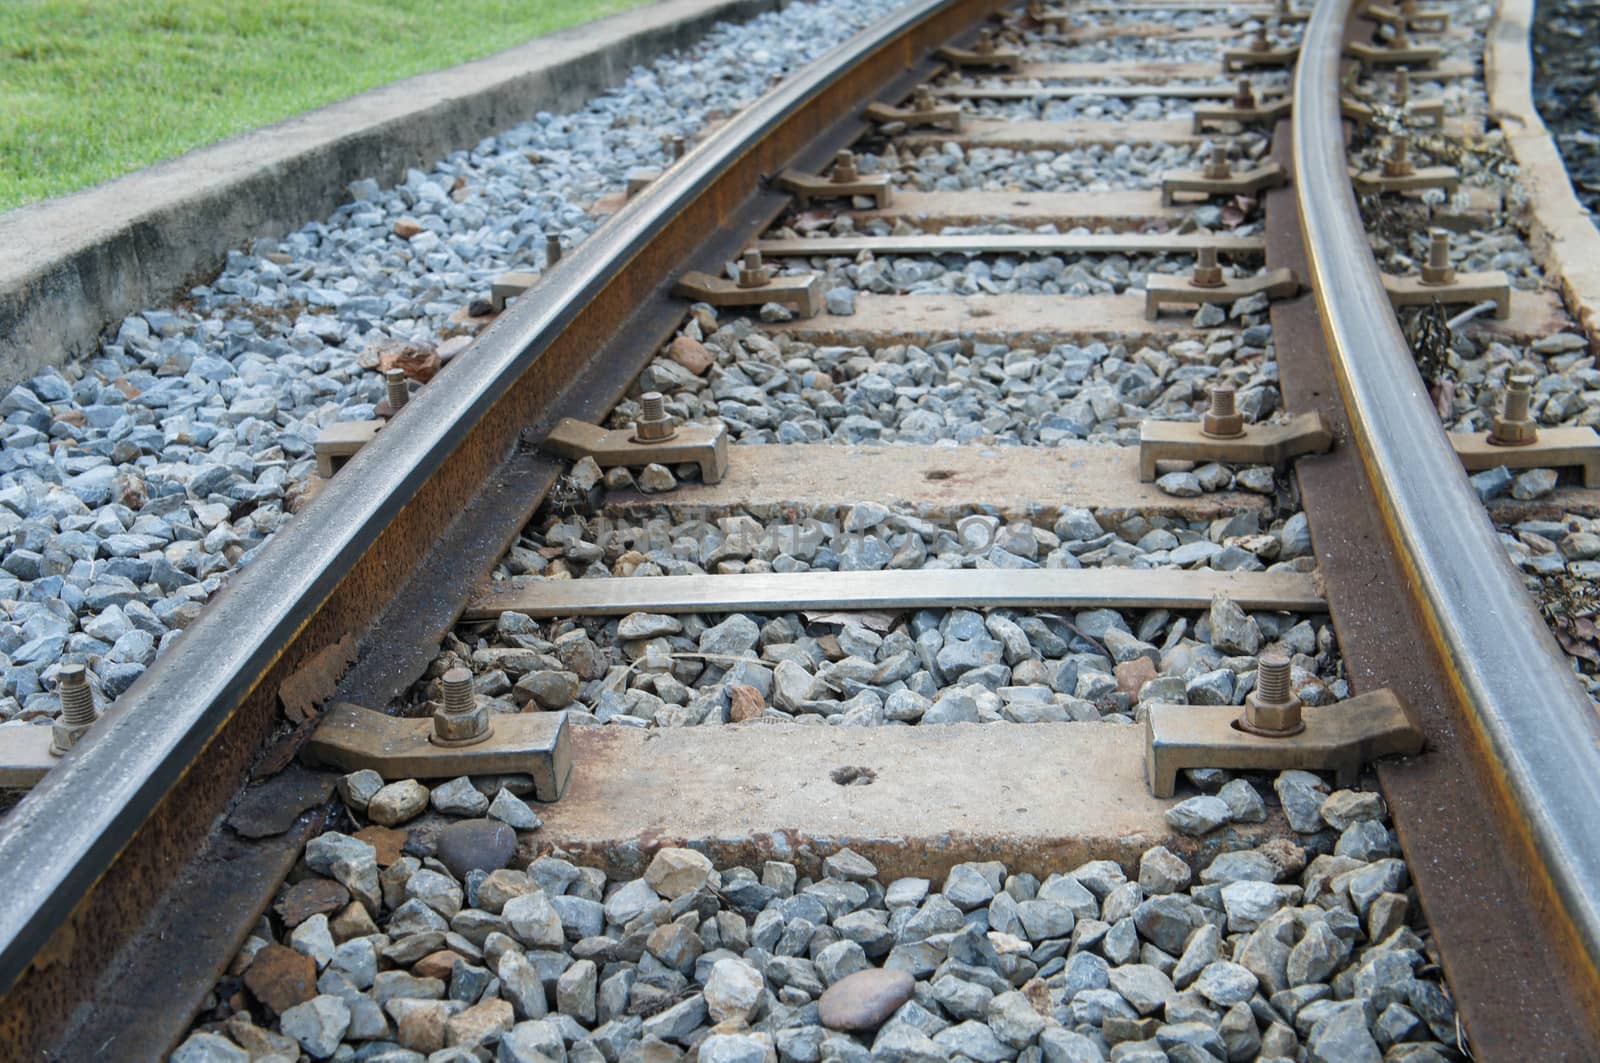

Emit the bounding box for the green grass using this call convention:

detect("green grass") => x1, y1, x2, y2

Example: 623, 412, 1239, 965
0, 0, 654, 213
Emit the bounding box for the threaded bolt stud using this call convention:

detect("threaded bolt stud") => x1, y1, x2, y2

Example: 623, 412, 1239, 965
913, 85, 936, 112
1202, 384, 1245, 438
1395, 68, 1411, 106
633, 390, 677, 443
442, 667, 474, 714
384, 369, 409, 412
433, 665, 491, 746
976, 29, 995, 53
58, 666, 95, 727
1240, 649, 1304, 737
669, 135, 687, 160
546, 234, 562, 266
1256, 653, 1291, 703
1252, 25, 1270, 51
50, 665, 97, 756
1489, 373, 1539, 446
1233, 78, 1257, 110
1420, 228, 1455, 286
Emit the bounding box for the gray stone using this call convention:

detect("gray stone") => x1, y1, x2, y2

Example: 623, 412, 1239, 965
436, 819, 518, 879
1164, 795, 1231, 836
431, 776, 490, 817
279, 995, 350, 1059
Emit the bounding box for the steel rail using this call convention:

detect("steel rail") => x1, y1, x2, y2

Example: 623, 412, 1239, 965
0, 0, 1001, 1048
1296, 0, 1600, 1016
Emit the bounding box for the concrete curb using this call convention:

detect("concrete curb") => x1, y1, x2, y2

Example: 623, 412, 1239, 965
1487, 0, 1600, 352
0, 0, 783, 395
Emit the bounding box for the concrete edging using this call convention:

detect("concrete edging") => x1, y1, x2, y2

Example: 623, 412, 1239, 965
0, 0, 784, 395
1487, 0, 1600, 351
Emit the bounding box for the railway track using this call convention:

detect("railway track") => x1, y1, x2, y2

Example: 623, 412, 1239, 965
2, 0, 1599, 1059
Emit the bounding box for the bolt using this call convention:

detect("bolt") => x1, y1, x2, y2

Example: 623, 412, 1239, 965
975, 29, 995, 54
432, 666, 491, 747
1419, 227, 1455, 285
1203, 145, 1233, 181
1190, 245, 1226, 289
546, 234, 562, 266
1232, 77, 1257, 110
1201, 385, 1245, 438
1251, 25, 1270, 52
49, 665, 97, 757
632, 390, 678, 443
1489, 374, 1539, 446
737, 250, 771, 289
912, 85, 937, 112
668, 134, 687, 160
1382, 133, 1413, 178
1239, 650, 1304, 737
1395, 68, 1411, 106
831, 150, 860, 184
384, 369, 409, 412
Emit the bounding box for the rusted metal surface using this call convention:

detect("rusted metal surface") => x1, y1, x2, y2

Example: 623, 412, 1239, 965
304, 703, 570, 798
1145, 689, 1423, 797
1137, 412, 1332, 480
1274, 8, 1600, 1043
0, 1, 1006, 1056
544, 417, 731, 483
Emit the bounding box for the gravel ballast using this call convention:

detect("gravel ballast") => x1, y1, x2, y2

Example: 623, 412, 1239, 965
0, 0, 911, 727
175, 769, 1458, 1063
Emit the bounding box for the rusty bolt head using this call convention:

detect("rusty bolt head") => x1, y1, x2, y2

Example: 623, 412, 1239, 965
1190, 245, 1225, 289
912, 85, 936, 112
1419, 228, 1455, 286
831, 151, 859, 184
1382, 134, 1413, 178
1251, 25, 1270, 51
1203, 146, 1233, 181
49, 718, 92, 757
432, 666, 491, 747
737, 250, 770, 289
1239, 651, 1304, 737
632, 391, 678, 443
1232, 78, 1257, 110
1201, 385, 1245, 438
1489, 374, 1538, 446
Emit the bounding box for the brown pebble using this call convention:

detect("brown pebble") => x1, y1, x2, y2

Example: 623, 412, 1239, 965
728, 684, 765, 723
274, 877, 350, 928
414, 949, 466, 981
816, 967, 914, 1032
355, 824, 409, 867
393, 217, 426, 239
1114, 657, 1158, 700
669, 336, 715, 375
242, 944, 317, 1015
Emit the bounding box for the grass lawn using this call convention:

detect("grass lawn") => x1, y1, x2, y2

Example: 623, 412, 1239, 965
0, 0, 655, 213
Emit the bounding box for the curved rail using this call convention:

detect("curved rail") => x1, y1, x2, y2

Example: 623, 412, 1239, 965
1296, 0, 1600, 1006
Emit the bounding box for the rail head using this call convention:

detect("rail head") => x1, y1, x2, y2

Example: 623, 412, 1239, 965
1295, 0, 1600, 1004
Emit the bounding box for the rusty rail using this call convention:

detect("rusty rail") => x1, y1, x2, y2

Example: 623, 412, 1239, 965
1295, 0, 1600, 1043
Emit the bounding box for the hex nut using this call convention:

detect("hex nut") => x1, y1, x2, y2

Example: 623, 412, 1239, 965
432, 700, 491, 746
49, 719, 92, 757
